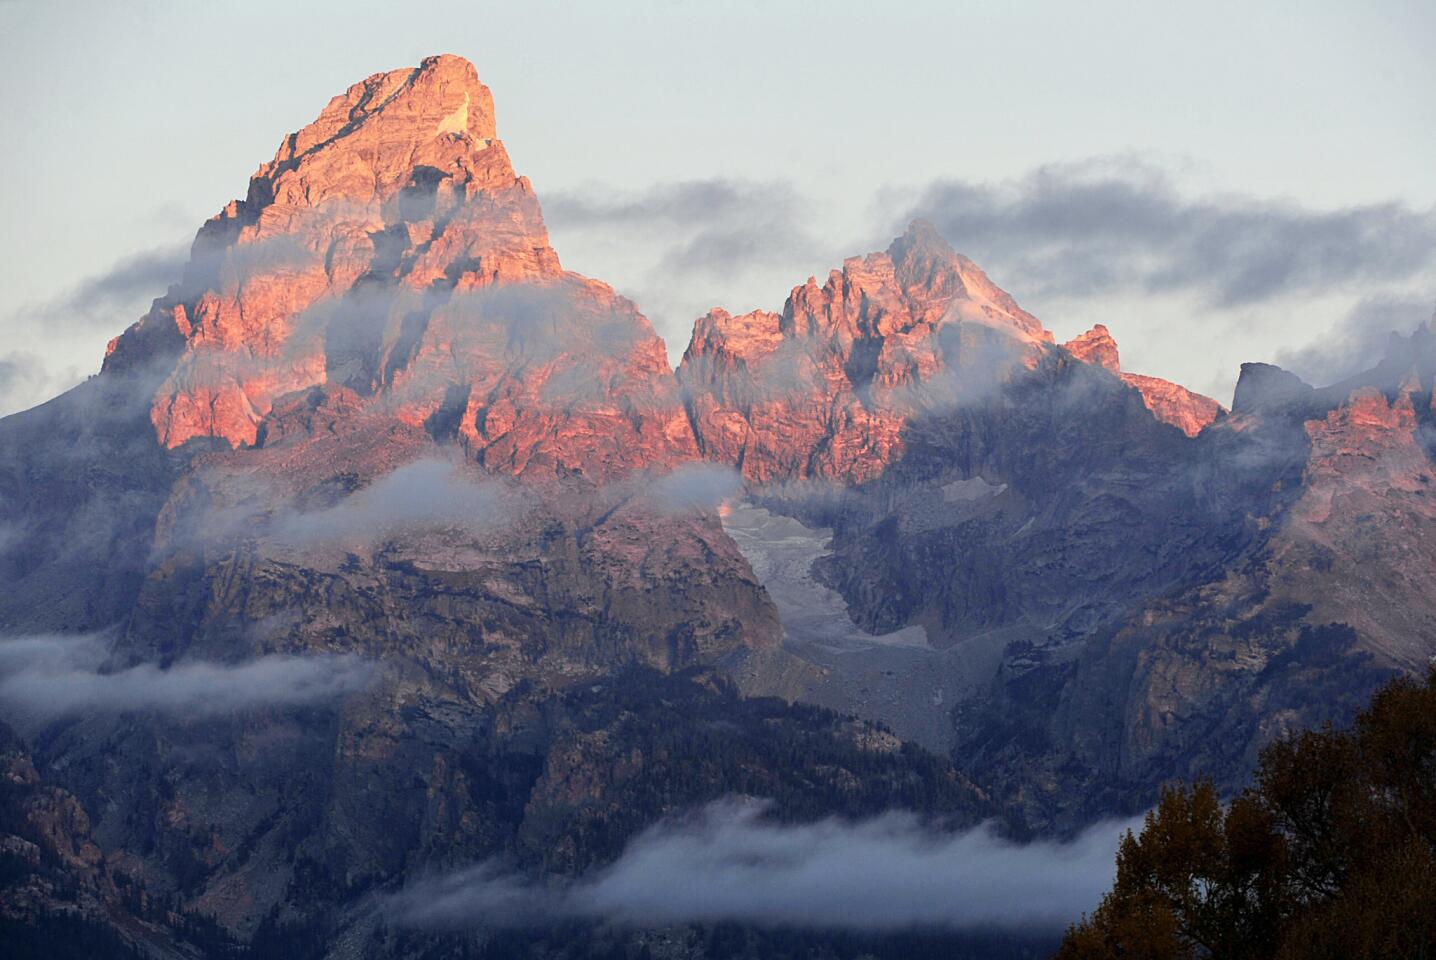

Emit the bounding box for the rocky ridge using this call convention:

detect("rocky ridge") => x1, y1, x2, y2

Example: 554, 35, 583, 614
1061, 322, 1223, 436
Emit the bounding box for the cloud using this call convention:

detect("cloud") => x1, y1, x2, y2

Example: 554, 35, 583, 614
643, 462, 744, 513
547, 179, 802, 232
1273, 295, 1435, 387
388, 799, 1133, 933
65, 244, 191, 317
0, 349, 78, 414
263, 459, 513, 548
899, 159, 1436, 308
0, 634, 376, 720
545, 179, 823, 278
4, 244, 190, 340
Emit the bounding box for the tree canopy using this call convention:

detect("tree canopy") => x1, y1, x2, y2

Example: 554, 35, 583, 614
1058, 665, 1436, 959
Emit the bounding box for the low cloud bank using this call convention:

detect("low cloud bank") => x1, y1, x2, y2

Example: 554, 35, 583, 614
0, 634, 376, 720
270, 458, 509, 548
389, 799, 1134, 933
643, 462, 744, 514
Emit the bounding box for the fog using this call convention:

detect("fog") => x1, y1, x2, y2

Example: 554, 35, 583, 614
0, 633, 376, 720
389, 798, 1136, 932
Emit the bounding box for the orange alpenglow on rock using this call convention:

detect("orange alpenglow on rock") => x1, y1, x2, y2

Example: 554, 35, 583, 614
677, 220, 1056, 483
1061, 323, 1223, 437
96, 53, 1228, 484
103, 54, 694, 480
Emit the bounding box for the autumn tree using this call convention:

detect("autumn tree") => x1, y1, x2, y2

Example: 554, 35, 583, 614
1057, 666, 1436, 959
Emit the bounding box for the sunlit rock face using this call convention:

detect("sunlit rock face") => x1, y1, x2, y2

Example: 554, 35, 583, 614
103, 54, 694, 482
1061, 323, 1223, 437
677, 221, 1056, 484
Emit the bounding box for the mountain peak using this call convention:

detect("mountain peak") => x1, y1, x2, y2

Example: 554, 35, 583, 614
1232, 362, 1314, 415
888, 218, 954, 262
99, 56, 697, 476
1062, 324, 1222, 436
1063, 324, 1121, 371
246, 53, 500, 217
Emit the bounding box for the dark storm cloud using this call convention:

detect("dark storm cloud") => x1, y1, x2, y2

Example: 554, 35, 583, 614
900, 160, 1436, 307
388, 799, 1133, 932
0, 634, 376, 719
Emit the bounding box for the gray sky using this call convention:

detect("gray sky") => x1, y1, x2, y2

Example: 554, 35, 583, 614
2, 0, 1433, 415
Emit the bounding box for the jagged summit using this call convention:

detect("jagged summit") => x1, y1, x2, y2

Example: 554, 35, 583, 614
1063, 323, 1121, 372
99, 55, 691, 479
91, 57, 1228, 483
677, 222, 1057, 482
888, 217, 951, 259
252, 53, 500, 213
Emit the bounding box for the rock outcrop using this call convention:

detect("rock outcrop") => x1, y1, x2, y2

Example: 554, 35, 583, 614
1061, 323, 1223, 436
678, 220, 1054, 483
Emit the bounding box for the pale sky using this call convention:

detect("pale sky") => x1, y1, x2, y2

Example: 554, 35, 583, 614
2, 0, 1433, 415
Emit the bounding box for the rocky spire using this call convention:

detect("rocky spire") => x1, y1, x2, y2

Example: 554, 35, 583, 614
1062, 324, 1121, 371
99, 55, 693, 479
678, 220, 1057, 483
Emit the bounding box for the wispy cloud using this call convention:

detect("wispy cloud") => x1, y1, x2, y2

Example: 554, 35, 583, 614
0, 349, 81, 415
542, 178, 839, 357
63, 244, 191, 320
0, 634, 376, 720
160, 458, 521, 557
1274, 294, 1434, 387
898, 159, 1436, 308
388, 799, 1132, 932
269, 458, 512, 548
545, 179, 817, 278
642, 462, 743, 513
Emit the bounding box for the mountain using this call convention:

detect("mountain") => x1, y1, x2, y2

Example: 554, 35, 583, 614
788, 322, 1436, 827
1, 52, 1434, 956
1061, 323, 1223, 437
676, 228, 1221, 486
104, 54, 694, 478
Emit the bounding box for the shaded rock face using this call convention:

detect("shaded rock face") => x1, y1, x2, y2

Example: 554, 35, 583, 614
806, 322, 1436, 828
1061, 323, 1224, 437
0, 370, 180, 634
